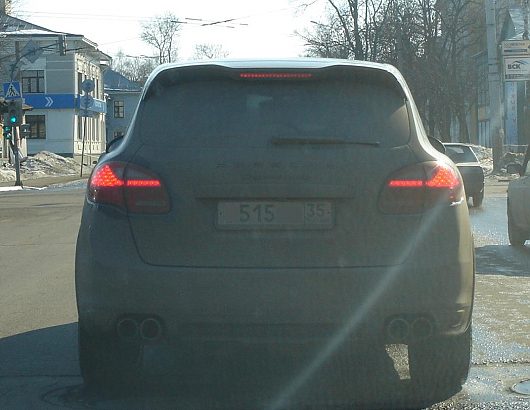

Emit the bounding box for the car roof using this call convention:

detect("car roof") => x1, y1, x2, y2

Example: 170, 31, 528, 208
147, 58, 402, 81
142, 57, 412, 103
152, 57, 396, 71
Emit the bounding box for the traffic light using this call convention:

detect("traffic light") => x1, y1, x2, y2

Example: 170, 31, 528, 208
20, 123, 31, 138
7, 99, 22, 126
2, 116, 12, 140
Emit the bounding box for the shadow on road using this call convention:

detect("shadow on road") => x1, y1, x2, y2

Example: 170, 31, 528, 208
0, 323, 79, 377
476, 244, 530, 277
0, 322, 455, 409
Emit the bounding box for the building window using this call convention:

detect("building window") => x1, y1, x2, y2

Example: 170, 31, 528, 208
25, 115, 46, 139
114, 101, 124, 118
77, 72, 84, 94
114, 131, 125, 139
21, 70, 45, 93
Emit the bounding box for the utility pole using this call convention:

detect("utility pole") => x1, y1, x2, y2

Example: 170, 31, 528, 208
523, 0, 528, 40
523, 0, 530, 147
485, 0, 503, 171
10, 126, 21, 186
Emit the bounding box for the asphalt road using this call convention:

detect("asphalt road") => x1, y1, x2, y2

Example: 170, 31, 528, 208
0, 182, 529, 409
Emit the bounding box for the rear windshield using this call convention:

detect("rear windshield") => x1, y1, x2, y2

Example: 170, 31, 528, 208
445, 145, 478, 163
139, 78, 410, 147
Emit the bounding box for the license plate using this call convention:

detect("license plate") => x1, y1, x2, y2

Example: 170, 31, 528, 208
217, 201, 333, 229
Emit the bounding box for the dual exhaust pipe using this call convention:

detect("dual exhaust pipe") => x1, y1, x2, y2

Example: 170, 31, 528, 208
386, 316, 434, 343
116, 317, 163, 342
118, 315, 432, 344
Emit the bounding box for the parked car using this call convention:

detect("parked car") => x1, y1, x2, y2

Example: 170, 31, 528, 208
443, 143, 485, 207
76, 59, 475, 402
506, 144, 530, 246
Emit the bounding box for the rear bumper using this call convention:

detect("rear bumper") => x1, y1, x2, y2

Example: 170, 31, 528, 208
77, 256, 474, 344
76, 203, 474, 344
460, 170, 484, 196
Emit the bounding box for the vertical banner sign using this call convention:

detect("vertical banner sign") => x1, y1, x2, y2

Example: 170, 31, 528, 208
505, 82, 518, 145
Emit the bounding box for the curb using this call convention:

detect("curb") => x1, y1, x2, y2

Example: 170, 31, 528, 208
0, 175, 88, 189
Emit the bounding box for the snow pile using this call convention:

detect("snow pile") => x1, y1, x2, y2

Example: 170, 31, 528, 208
469, 144, 529, 177
0, 151, 90, 182
469, 145, 493, 175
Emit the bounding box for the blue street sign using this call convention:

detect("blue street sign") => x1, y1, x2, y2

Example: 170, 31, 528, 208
79, 95, 95, 110
3, 81, 22, 100
24, 94, 76, 109
77, 96, 106, 113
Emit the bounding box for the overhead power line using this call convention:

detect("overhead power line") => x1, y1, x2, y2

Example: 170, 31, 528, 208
16, 4, 302, 26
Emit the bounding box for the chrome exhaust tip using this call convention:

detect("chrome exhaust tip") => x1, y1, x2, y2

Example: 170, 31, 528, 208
116, 317, 139, 340
139, 317, 162, 341
386, 317, 410, 342
411, 317, 433, 340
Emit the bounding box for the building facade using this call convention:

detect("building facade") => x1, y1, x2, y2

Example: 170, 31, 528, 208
104, 69, 142, 142
0, 12, 110, 160
472, 0, 530, 148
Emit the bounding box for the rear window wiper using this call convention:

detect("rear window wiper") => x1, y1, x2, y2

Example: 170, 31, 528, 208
270, 137, 380, 147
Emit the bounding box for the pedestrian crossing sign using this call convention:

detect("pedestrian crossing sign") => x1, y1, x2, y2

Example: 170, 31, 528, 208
3, 81, 22, 100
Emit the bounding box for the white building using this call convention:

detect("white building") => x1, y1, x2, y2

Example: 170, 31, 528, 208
0, 11, 110, 160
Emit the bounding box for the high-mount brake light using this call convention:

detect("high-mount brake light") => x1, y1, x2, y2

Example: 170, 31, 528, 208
88, 162, 170, 214
380, 162, 463, 214
239, 73, 313, 79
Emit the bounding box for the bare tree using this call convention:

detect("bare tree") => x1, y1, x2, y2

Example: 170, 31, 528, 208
140, 13, 181, 64
299, 14, 353, 58
2, 0, 24, 14
299, 0, 483, 142
193, 43, 229, 60
112, 51, 157, 85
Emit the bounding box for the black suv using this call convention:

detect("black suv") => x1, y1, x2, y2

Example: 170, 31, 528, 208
76, 59, 475, 403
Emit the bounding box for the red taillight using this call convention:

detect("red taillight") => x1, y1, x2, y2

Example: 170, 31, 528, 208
88, 161, 170, 214
239, 72, 313, 79
90, 164, 125, 187
380, 162, 463, 214
388, 180, 424, 188
425, 166, 461, 189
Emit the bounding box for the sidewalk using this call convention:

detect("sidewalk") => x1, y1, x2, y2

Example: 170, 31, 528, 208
0, 175, 88, 189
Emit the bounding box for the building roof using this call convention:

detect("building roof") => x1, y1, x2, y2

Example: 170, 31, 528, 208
104, 69, 142, 92
0, 13, 112, 62
505, 7, 528, 41
0, 14, 51, 32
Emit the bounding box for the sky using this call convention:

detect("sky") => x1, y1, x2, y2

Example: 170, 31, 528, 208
13, 0, 328, 60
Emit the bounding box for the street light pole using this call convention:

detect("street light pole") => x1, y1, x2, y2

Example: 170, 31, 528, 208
485, 0, 503, 170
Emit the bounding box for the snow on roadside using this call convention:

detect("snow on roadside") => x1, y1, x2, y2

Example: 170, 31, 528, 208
0, 146, 520, 186
0, 151, 92, 183
469, 145, 493, 175
469, 144, 526, 179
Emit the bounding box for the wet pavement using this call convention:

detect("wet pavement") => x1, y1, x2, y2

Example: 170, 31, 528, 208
0, 182, 529, 409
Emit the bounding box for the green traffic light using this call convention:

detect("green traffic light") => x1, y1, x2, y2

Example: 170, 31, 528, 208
3, 123, 12, 140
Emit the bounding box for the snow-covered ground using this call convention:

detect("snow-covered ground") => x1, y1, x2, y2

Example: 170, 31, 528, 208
0, 146, 520, 191
0, 151, 92, 183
